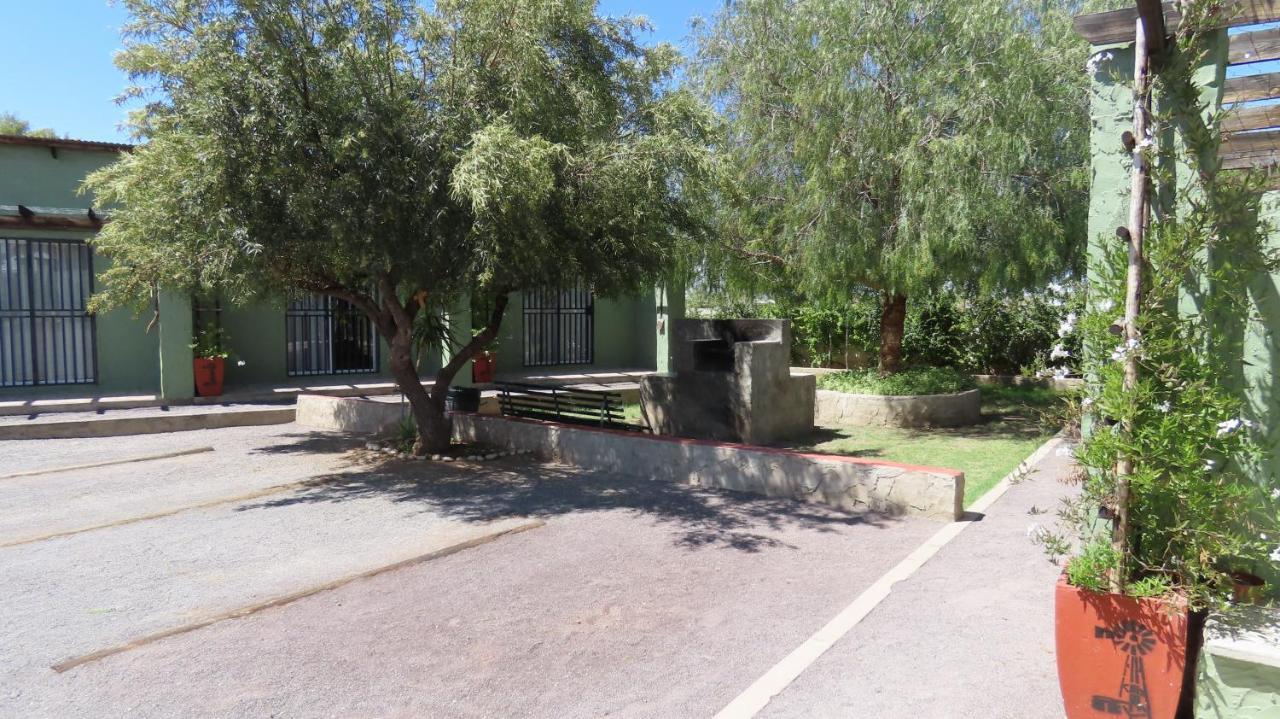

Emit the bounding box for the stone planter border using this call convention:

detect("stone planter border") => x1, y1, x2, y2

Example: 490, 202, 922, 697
814, 388, 982, 428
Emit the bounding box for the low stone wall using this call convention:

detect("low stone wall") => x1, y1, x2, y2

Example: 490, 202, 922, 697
972, 374, 1083, 391
453, 413, 963, 521
815, 388, 981, 428
296, 394, 408, 435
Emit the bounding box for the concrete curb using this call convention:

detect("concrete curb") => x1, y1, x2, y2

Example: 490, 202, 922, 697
0, 446, 215, 481
50, 518, 545, 673
0, 407, 295, 440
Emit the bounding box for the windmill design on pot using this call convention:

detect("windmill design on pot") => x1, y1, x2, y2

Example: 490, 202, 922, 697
1089, 619, 1156, 718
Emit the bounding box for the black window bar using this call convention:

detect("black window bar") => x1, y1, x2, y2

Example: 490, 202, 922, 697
522, 285, 594, 367
285, 294, 379, 377
0, 238, 97, 388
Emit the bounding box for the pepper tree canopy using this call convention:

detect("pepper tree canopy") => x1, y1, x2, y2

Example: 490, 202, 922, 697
691, 0, 1090, 305
87, 0, 718, 316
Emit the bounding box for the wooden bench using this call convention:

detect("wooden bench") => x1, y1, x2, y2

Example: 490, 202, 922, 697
494, 381, 645, 431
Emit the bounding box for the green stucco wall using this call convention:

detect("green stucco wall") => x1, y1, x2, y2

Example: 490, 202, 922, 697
1197, 652, 1280, 718
0, 144, 162, 400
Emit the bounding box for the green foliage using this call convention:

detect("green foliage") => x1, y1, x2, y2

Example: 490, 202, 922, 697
86, 0, 719, 451
707, 285, 1083, 375
1065, 540, 1121, 594
816, 367, 976, 396
190, 322, 230, 359
0, 112, 57, 138
692, 0, 1089, 328
89, 0, 717, 313
1050, 7, 1280, 609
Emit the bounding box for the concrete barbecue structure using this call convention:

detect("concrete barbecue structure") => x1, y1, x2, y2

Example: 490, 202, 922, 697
640, 319, 815, 445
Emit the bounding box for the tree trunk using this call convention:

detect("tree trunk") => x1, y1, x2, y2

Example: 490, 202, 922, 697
878, 293, 907, 375
410, 291, 511, 455
386, 322, 452, 454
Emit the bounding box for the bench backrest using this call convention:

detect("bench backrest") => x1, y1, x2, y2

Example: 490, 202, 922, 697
494, 381, 642, 431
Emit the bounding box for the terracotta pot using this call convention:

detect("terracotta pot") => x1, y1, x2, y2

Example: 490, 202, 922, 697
1055, 574, 1189, 719
193, 357, 225, 397
472, 352, 496, 384
1230, 571, 1265, 605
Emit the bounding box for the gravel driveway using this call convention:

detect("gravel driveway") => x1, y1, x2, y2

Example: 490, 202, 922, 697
0, 423, 941, 718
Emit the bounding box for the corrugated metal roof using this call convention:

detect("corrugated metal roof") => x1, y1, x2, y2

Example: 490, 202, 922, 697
0, 134, 133, 152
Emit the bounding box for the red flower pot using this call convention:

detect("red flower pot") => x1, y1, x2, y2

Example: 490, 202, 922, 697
472, 352, 496, 384
1055, 574, 1189, 719
193, 357, 225, 397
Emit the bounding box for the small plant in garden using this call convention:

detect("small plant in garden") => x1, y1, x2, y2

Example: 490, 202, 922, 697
190, 323, 230, 360
816, 367, 975, 396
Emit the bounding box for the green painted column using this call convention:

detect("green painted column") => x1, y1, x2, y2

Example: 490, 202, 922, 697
157, 290, 194, 400
654, 281, 685, 373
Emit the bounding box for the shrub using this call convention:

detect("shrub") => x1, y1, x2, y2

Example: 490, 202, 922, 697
816, 367, 976, 396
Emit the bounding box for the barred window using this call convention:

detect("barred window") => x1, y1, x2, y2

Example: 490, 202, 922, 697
285, 294, 379, 376
0, 238, 97, 387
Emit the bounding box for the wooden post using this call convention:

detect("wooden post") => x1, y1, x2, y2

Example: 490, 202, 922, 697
1113, 14, 1153, 595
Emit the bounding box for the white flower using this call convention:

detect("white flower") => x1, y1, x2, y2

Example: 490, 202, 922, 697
1271, 488, 1280, 500
1110, 339, 1140, 362
1271, 546, 1280, 563
1098, 299, 1117, 313
1082, 397, 1095, 408
1216, 418, 1255, 437
1157, 401, 1171, 413
1262, 533, 1269, 541
1050, 344, 1071, 360
236, 360, 247, 367
1058, 313, 1078, 338
1053, 366, 1071, 379
1085, 51, 1114, 74
1048, 281, 1067, 295
1205, 459, 1217, 471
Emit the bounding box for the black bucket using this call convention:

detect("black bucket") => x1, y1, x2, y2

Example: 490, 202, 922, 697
445, 386, 481, 413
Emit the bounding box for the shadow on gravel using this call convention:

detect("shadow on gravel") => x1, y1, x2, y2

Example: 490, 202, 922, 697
234, 460, 904, 553
250, 432, 364, 457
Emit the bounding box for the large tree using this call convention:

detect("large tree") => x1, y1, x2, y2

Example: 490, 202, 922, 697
87, 0, 716, 452
692, 0, 1088, 373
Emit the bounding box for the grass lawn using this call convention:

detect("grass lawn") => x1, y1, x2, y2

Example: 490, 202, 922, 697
621, 385, 1066, 508
797, 385, 1066, 507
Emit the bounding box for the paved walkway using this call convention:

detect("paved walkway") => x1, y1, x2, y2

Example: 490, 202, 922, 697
755, 442, 1078, 718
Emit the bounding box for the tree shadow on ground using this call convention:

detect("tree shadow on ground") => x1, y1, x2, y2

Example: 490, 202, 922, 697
232, 455, 906, 553
248, 431, 366, 457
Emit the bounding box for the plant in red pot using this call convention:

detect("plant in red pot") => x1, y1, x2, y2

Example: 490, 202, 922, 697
1034, 8, 1280, 718
191, 322, 231, 397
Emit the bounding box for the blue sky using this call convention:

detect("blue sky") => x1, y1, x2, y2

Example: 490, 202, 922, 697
2, 1, 722, 144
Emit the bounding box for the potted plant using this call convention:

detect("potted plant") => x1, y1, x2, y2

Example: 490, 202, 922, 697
1038, 9, 1280, 717
191, 322, 230, 397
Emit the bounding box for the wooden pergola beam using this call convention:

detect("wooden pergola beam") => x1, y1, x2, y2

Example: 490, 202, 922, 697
1075, 0, 1280, 45
1223, 71, 1280, 104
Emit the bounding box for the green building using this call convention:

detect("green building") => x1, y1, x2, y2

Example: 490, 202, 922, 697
0, 134, 680, 402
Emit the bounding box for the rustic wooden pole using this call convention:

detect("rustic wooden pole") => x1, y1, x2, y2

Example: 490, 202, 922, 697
1112, 14, 1152, 595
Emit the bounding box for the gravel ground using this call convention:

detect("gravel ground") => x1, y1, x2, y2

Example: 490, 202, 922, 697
0, 426, 360, 544
758, 443, 1079, 719
4, 445, 939, 719
0, 423, 344, 475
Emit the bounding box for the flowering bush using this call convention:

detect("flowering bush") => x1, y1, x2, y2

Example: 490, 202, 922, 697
1038, 11, 1280, 608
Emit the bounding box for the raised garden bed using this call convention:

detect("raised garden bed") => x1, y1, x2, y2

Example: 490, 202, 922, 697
813, 368, 981, 428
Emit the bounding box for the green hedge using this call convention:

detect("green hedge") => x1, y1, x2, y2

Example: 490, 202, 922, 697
816, 367, 977, 396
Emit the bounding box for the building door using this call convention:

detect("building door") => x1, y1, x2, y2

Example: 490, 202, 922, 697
285, 294, 379, 376
522, 286, 594, 367
0, 238, 97, 388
